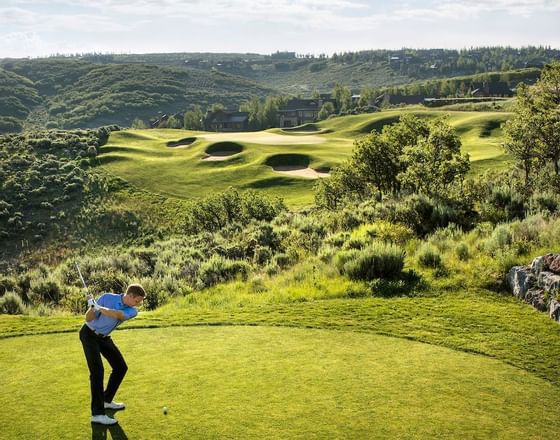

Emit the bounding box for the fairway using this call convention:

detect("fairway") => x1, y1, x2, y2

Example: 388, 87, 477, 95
1, 326, 558, 440
99, 109, 512, 207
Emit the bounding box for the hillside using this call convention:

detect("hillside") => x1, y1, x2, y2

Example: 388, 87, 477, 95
83, 47, 560, 94
0, 68, 42, 132
0, 59, 276, 132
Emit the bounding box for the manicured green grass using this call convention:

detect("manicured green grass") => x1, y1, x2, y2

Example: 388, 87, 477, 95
1, 325, 558, 439
99, 109, 512, 208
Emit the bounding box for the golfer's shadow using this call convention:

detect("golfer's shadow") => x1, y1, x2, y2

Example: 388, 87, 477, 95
91, 411, 128, 440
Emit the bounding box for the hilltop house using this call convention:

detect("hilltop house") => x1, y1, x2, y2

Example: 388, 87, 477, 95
277, 95, 337, 128
204, 110, 249, 132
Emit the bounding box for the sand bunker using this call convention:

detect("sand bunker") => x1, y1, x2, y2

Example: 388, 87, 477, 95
202, 141, 243, 161
273, 166, 330, 179
200, 132, 325, 145
202, 152, 237, 161
167, 137, 196, 148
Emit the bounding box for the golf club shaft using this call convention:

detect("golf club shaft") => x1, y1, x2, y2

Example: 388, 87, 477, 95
76, 263, 88, 293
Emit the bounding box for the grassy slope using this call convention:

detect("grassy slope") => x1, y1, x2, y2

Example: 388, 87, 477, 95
0, 60, 276, 129
1, 325, 558, 439
0, 68, 42, 132
98, 109, 512, 208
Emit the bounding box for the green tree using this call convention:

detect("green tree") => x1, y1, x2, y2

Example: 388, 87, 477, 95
333, 84, 352, 112
240, 96, 262, 130
262, 96, 279, 128
503, 84, 540, 186
184, 105, 204, 130
131, 118, 146, 129
166, 115, 182, 129
318, 102, 335, 120
399, 118, 470, 195
352, 131, 401, 195
504, 61, 560, 179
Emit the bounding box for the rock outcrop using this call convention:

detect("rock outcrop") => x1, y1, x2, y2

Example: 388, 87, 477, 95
507, 253, 560, 322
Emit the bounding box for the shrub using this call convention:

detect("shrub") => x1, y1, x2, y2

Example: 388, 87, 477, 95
0, 292, 26, 314
60, 285, 87, 314
510, 215, 546, 244
0, 276, 18, 296
416, 243, 443, 268
272, 253, 291, 269
197, 255, 251, 289
29, 278, 62, 304
485, 224, 513, 254
530, 192, 559, 214
253, 246, 273, 265
323, 232, 350, 247
143, 290, 169, 311
351, 221, 414, 246
333, 249, 361, 270
343, 236, 368, 250
86, 268, 129, 295
336, 243, 404, 280
455, 242, 470, 261
250, 275, 267, 293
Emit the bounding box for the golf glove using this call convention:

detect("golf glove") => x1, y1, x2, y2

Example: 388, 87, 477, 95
88, 298, 101, 311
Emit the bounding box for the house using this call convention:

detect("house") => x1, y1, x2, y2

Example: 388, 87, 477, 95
277, 96, 337, 128
204, 110, 249, 132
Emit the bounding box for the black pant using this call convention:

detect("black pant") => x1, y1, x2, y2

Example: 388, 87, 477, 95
79, 325, 128, 416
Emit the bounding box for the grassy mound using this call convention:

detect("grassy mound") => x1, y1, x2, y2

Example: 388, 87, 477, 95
1, 325, 558, 439
205, 141, 243, 156
167, 137, 197, 148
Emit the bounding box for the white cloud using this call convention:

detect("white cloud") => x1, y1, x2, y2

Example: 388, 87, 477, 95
394, 0, 560, 20
1, 0, 559, 57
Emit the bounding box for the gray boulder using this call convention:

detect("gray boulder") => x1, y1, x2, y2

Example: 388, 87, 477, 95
537, 271, 560, 294
531, 256, 546, 274
549, 299, 560, 322
507, 255, 560, 322
506, 266, 536, 300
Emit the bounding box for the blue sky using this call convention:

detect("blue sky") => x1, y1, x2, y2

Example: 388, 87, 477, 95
1, 0, 559, 58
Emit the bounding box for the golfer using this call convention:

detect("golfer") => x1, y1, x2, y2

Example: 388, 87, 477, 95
79, 284, 146, 425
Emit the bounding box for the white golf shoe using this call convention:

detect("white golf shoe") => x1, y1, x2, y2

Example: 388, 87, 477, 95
104, 401, 125, 410
91, 415, 118, 425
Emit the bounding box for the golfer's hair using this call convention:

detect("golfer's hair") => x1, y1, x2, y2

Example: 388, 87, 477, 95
126, 283, 146, 297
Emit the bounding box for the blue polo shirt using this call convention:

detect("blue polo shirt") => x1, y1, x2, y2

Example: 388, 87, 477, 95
86, 293, 138, 336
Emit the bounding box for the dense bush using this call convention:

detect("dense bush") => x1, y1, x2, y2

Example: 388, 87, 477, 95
0, 291, 26, 314
416, 243, 443, 268
197, 255, 251, 288
455, 242, 470, 261
485, 224, 513, 254
185, 188, 286, 233
351, 221, 414, 245
335, 243, 405, 280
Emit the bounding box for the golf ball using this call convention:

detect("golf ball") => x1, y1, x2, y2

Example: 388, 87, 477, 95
163, 406, 168, 415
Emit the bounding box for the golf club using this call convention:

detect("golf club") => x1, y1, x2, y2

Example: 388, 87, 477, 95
76, 263, 98, 309
76, 263, 88, 291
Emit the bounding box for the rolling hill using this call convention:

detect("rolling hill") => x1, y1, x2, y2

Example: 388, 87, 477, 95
0, 59, 276, 132
98, 108, 512, 208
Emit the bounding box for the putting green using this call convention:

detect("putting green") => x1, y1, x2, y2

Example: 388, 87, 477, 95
0, 326, 558, 439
